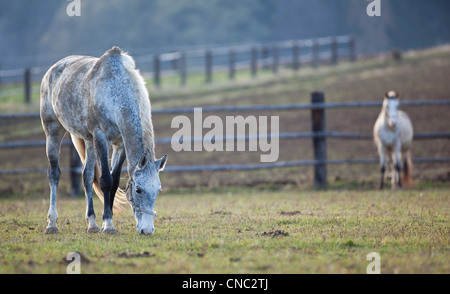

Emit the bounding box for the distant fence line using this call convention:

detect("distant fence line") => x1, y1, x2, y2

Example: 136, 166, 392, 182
0, 35, 355, 103
3, 158, 450, 176
1, 131, 450, 150
2, 99, 449, 120
0, 94, 449, 192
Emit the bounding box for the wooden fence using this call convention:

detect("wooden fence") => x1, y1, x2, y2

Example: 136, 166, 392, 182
1, 94, 449, 193
0, 35, 355, 103
148, 35, 355, 87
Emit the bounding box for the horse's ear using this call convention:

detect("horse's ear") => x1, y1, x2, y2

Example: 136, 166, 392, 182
385, 90, 399, 99
156, 154, 168, 172
137, 154, 149, 170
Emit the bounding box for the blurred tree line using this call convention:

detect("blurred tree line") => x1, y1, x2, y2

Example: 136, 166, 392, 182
0, 0, 449, 66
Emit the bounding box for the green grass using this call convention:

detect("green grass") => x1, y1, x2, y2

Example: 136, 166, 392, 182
0, 188, 448, 274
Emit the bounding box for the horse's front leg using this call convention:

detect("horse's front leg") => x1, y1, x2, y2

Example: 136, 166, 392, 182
93, 130, 116, 234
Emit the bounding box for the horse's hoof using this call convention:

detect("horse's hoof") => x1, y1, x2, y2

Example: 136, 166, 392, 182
101, 223, 117, 235
101, 227, 117, 235
101, 219, 116, 234
45, 226, 59, 234
87, 226, 100, 233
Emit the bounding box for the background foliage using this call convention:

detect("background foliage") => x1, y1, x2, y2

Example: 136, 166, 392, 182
1, 0, 449, 67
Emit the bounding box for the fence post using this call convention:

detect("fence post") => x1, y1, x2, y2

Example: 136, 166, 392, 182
205, 50, 212, 84
171, 51, 179, 71
272, 44, 279, 74
251, 47, 257, 78
24, 68, 31, 104
153, 55, 160, 88
180, 52, 186, 86
262, 46, 269, 70
70, 142, 82, 196
293, 42, 300, 71
349, 37, 356, 62
331, 38, 338, 65
229, 49, 235, 80
312, 41, 319, 68
311, 92, 327, 188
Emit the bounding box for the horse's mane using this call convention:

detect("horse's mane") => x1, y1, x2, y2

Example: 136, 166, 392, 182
107, 47, 156, 161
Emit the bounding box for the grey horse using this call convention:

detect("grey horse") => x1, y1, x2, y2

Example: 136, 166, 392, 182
40, 46, 167, 235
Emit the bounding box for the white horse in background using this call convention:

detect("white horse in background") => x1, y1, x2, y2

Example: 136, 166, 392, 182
373, 91, 414, 189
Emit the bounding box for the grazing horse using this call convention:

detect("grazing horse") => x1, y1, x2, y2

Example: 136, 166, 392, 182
373, 91, 413, 189
40, 46, 167, 235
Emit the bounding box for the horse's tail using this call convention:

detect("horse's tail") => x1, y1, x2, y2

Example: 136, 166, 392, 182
402, 150, 414, 188
70, 134, 128, 214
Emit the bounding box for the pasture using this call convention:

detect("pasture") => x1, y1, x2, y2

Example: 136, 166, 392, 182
0, 188, 448, 274
0, 45, 449, 274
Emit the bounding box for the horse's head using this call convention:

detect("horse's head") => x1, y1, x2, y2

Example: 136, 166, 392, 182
383, 91, 400, 128
126, 154, 167, 235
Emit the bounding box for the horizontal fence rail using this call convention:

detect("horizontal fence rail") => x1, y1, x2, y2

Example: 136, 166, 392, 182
160, 157, 450, 172
2, 157, 449, 176
0, 95, 449, 190
1, 131, 450, 150
2, 99, 449, 120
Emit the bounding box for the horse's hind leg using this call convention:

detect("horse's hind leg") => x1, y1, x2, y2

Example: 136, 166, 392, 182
394, 142, 402, 189
43, 122, 66, 234
83, 140, 100, 233
377, 143, 386, 190
110, 144, 126, 211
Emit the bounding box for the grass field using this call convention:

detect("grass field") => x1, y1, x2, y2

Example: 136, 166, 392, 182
0, 187, 448, 274
0, 46, 449, 274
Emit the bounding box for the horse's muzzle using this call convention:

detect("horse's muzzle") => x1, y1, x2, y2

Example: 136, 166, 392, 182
137, 217, 155, 235
139, 227, 154, 235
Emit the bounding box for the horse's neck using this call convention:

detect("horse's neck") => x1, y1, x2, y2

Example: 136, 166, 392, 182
117, 108, 147, 170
